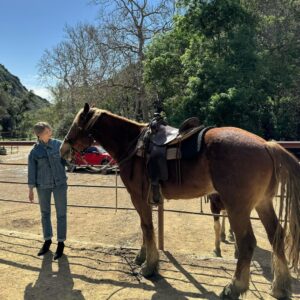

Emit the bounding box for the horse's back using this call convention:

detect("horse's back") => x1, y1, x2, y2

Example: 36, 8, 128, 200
205, 127, 266, 146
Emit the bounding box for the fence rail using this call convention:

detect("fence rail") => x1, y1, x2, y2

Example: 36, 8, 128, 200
0, 140, 298, 250
0, 198, 261, 220
1, 140, 300, 148
0, 141, 36, 146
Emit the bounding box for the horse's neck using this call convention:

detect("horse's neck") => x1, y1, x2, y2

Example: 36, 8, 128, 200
92, 113, 143, 161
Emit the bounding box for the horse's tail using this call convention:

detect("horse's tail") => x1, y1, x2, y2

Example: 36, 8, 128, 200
266, 141, 300, 274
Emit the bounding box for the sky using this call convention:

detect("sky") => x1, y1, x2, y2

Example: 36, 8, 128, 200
0, 0, 99, 100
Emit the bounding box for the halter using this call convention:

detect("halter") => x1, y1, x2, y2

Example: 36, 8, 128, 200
64, 110, 146, 167
64, 124, 95, 155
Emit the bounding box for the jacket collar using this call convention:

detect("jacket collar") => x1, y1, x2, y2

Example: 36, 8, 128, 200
37, 139, 53, 149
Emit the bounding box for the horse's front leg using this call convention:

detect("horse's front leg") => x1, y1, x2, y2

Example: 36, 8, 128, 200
131, 194, 159, 277
140, 215, 159, 277
134, 236, 146, 266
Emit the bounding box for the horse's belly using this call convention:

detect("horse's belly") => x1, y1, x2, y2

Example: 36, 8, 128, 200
162, 182, 216, 199
162, 157, 215, 199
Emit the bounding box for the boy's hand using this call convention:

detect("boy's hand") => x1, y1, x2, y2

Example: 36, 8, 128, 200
29, 189, 34, 203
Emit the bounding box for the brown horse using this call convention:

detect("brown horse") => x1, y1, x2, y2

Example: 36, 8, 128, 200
60, 103, 300, 299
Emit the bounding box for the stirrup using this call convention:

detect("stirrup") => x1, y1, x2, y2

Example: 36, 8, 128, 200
148, 185, 163, 206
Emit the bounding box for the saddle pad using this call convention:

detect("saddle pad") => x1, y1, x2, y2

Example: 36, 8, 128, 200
136, 126, 214, 160
167, 126, 213, 159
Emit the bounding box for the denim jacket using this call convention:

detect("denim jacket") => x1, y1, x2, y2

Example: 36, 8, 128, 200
28, 139, 67, 189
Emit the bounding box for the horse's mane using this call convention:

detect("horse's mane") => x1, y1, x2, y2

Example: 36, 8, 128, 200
84, 107, 146, 131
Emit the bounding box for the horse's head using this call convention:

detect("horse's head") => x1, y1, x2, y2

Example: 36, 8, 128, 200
60, 103, 96, 161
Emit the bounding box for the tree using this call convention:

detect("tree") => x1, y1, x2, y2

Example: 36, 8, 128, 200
144, 0, 300, 139
93, 0, 176, 120
38, 23, 111, 113
38, 1, 175, 121
242, 0, 300, 139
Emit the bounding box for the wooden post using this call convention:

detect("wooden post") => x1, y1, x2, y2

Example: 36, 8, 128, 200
158, 201, 164, 250
200, 197, 203, 213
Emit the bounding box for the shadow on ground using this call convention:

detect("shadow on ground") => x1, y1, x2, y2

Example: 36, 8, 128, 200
24, 253, 84, 300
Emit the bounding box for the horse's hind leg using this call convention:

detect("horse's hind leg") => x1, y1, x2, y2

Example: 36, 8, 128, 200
256, 201, 291, 299
220, 210, 227, 242
220, 211, 256, 299
132, 195, 159, 277
210, 195, 222, 257
228, 226, 235, 242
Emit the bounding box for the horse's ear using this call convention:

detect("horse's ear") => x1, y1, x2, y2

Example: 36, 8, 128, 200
83, 103, 90, 115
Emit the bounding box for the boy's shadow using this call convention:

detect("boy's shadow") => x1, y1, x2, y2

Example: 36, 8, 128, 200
24, 252, 84, 300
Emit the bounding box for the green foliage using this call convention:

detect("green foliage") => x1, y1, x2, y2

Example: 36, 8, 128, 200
275, 97, 300, 140
0, 64, 50, 137
55, 112, 76, 139
0, 88, 10, 117
144, 0, 300, 139
144, 30, 189, 101
19, 106, 56, 138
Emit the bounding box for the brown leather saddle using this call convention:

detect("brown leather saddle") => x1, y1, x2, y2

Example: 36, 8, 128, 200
150, 117, 200, 146
137, 117, 212, 160
136, 115, 213, 205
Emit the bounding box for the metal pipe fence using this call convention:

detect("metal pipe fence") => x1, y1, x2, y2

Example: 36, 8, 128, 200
0, 166, 262, 219
0, 140, 298, 250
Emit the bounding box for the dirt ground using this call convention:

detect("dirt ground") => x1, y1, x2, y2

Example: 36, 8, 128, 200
0, 146, 299, 300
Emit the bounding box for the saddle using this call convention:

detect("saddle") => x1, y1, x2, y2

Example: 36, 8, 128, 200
137, 116, 212, 160
150, 117, 200, 146
136, 113, 213, 206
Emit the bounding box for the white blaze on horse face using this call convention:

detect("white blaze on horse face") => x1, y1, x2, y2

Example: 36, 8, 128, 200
60, 142, 72, 161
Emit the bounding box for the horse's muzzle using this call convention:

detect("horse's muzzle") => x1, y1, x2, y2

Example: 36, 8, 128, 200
60, 142, 72, 161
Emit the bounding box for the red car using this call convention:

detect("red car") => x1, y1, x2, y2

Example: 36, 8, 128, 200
67, 145, 117, 173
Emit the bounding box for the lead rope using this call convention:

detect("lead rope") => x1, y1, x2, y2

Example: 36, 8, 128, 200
117, 127, 147, 168
115, 168, 118, 213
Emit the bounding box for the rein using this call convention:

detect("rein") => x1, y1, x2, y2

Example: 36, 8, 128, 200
117, 127, 148, 167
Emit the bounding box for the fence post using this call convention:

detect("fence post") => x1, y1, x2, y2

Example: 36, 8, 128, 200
158, 201, 164, 250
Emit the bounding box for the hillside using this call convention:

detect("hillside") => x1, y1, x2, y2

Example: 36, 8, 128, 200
0, 64, 49, 108
0, 64, 50, 135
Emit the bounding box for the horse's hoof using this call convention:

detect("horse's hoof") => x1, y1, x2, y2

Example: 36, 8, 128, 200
271, 284, 291, 300
134, 247, 146, 266
213, 248, 222, 257
271, 292, 290, 300
134, 253, 146, 266
134, 255, 145, 266
228, 234, 235, 242
140, 263, 157, 278
220, 284, 240, 299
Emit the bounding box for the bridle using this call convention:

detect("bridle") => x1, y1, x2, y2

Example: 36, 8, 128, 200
64, 124, 95, 155
64, 111, 147, 167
